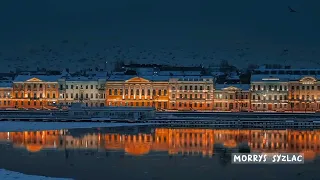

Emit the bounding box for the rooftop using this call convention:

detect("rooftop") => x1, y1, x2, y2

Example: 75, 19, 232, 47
215, 84, 250, 91
13, 75, 62, 82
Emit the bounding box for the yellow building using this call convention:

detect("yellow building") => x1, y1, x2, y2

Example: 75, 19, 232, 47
289, 76, 320, 112
0, 82, 13, 109
214, 84, 250, 111
168, 76, 214, 111
106, 75, 169, 110
12, 74, 61, 109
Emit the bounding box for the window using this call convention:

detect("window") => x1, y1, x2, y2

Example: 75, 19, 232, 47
142, 89, 145, 96
158, 90, 161, 96
200, 94, 203, 99
86, 85, 88, 89
109, 89, 112, 95
125, 89, 128, 95
179, 94, 182, 98
76, 93, 78, 98
40, 93, 43, 98
71, 85, 74, 89
136, 89, 139, 95
147, 89, 150, 96
91, 93, 93, 98
207, 86, 210, 90
71, 93, 73, 98
184, 86, 187, 90
190, 86, 193, 90
131, 89, 134, 96
120, 89, 123, 95
195, 86, 198, 90
86, 94, 88, 98
200, 86, 203, 90
33, 93, 37, 98
114, 89, 118, 95
172, 94, 175, 98
91, 85, 93, 89
153, 90, 156, 96
164, 90, 167, 96
53, 93, 56, 98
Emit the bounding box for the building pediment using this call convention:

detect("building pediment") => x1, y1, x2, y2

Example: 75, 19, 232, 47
299, 76, 317, 84
126, 77, 150, 83
223, 86, 240, 91
26, 78, 43, 82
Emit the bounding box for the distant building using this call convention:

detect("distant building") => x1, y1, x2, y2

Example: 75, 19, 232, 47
12, 74, 61, 109
250, 74, 289, 111
106, 74, 169, 110
214, 84, 250, 111
169, 76, 214, 111
106, 66, 214, 111
0, 81, 13, 109
58, 74, 106, 107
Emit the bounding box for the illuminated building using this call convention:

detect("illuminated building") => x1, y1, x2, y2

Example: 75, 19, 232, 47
106, 75, 169, 110
0, 81, 13, 108
58, 76, 106, 107
168, 77, 214, 111
288, 76, 320, 112
251, 74, 289, 111
106, 65, 213, 110
214, 84, 250, 111
12, 74, 61, 109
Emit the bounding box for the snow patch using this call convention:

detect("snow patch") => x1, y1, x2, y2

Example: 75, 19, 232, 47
0, 169, 71, 180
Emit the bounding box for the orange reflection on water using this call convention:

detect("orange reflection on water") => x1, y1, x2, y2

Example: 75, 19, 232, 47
0, 128, 320, 160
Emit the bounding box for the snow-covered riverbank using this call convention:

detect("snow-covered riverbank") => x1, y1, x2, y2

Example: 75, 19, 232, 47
0, 169, 72, 180
0, 121, 152, 132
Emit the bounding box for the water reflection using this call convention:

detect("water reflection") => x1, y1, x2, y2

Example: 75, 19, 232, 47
0, 127, 319, 160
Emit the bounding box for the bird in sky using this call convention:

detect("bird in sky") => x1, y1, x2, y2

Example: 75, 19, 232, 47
288, 6, 297, 13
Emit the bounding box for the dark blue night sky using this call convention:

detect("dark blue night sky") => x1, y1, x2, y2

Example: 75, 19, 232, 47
0, 0, 319, 71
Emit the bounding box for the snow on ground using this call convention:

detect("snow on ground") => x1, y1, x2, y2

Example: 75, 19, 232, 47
0, 121, 152, 132
0, 169, 71, 180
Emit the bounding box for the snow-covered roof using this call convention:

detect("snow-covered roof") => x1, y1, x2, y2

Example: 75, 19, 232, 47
108, 74, 213, 82
0, 82, 12, 88
157, 71, 203, 76
64, 75, 106, 81
251, 74, 320, 82
13, 75, 62, 82
251, 75, 290, 82
215, 84, 250, 91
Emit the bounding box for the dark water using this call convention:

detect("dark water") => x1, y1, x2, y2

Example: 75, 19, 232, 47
0, 126, 320, 180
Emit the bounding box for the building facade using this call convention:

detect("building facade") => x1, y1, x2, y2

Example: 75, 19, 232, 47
251, 75, 289, 111
168, 77, 214, 111
58, 76, 106, 107
12, 75, 60, 109
214, 84, 250, 111
106, 75, 169, 110
0, 82, 13, 109
288, 76, 320, 112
